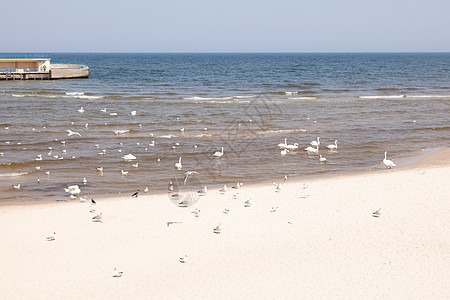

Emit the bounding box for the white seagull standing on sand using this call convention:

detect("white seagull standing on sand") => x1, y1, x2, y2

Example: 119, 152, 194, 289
213, 224, 223, 234
46, 232, 56, 241
112, 268, 123, 277
244, 198, 254, 207
66, 130, 81, 137
179, 255, 189, 263
383, 151, 396, 169
372, 208, 381, 218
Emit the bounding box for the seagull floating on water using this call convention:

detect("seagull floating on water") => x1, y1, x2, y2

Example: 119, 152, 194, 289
12, 183, 21, 190
213, 147, 224, 158
327, 140, 338, 150
319, 155, 327, 163
175, 157, 182, 170
310, 137, 320, 147
78, 107, 84, 113
65, 185, 81, 195
122, 154, 137, 161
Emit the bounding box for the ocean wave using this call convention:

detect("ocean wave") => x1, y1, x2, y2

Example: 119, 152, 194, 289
359, 95, 406, 99
158, 135, 175, 138
65, 92, 85, 96
184, 96, 235, 101
288, 96, 317, 100
359, 94, 450, 99
0, 172, 29, 177
70, 95, 104, 100
259, 129, 309, 135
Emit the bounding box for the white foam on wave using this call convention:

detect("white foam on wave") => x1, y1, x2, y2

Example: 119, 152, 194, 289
285, 91, 299, 95
184, 96, 234, 101
360, 94, 450, 99
359, 95, 406, 99
12, 94, 25, 98
158, 135, 175, 138
72, 95, 104, 100
261, 129, 309, 135
65, 92, 85, 96
289, 96, 317, 100
0, 172, 29, 177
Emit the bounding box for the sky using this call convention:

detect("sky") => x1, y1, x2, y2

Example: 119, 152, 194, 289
2, 0, 450, 52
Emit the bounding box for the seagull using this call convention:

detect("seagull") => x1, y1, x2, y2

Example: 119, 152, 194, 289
280, 149, 289, 156
213, 147, 224, 158
91, 198, 96, 205
66, 130, 81, 137
12, 183, 21, 190
121, 170, 128, 175
46, 232, 56, 241
100, 108, 107, 113
112, 268, 123, 277
272, 182, 282, 192
304, 144, 319, 153
174, 157, 182, 170
131, 163, 139, 168
219, 184, 227, 193
270, 206, 278, 212
179, 128, 185, 132
78, 107, 84, 113
122, 154, 136, 160
372, 208, 381, 218
310, 137, 320, 146
198, 186, 207, 195
114, 130, 130, 135
144, 187, 149, 193
132, 190, 139, 197
319, 155, 327, 163
183, 171, 199, 185
168, 181, 174, 191
131, 110, 137, 116
286, 143, 299, 150
96, 166, 103, 172
327, 140, 338, 150
179, 255, 188, 263
231, 182, 243, 189
64, 185, 81, 195
92, 212, 103, 222
244, 198, 253, 207
213, 224, 223, 234
277, 138, 288, 149
223, 208, 230, 214
383, 151, 396, 169
82, 177, 87, 184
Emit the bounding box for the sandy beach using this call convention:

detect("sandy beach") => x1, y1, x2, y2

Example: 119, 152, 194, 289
1, 149, 449, 299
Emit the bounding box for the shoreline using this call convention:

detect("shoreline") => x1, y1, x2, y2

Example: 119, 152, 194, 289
1, 145, 449, 299
2, 146, 449, 208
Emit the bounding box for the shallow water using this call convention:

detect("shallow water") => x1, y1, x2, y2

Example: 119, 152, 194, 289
1, 53, 449, 202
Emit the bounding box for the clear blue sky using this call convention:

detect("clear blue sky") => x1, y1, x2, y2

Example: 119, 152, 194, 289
3, 0, 449, 52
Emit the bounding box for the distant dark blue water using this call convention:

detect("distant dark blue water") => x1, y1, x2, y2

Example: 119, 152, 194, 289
1, 53, 449, 202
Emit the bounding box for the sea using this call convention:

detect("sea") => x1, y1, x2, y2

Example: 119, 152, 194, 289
1, 52, 449, 203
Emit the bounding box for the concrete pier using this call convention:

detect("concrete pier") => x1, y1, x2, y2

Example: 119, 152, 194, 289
0, 54, 89, 80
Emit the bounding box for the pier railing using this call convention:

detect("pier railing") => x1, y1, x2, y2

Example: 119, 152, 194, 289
1, 67, 46, 73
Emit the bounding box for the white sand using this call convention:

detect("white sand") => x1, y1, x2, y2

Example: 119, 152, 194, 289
1, 150, 449, 299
